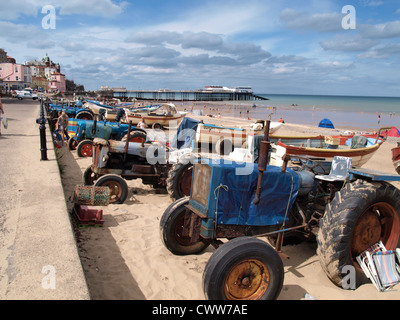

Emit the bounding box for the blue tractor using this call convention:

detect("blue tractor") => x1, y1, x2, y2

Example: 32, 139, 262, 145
68, 118, 146, 157
160, 121, 400, 300
48, 100, 96, 121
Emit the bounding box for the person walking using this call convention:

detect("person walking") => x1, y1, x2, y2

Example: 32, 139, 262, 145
0, 94, 5, 136
56, 111, 70, 145
138, 117, 146, 130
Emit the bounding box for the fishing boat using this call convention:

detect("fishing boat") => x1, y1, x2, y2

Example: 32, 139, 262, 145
392, 144, 400, 174
271, 134, 384, 168
103, 104, 161, 122
125, 103, 187, 129
196, 121, 282, 150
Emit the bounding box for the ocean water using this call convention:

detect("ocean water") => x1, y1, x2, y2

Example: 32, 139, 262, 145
207, 94, 400, 131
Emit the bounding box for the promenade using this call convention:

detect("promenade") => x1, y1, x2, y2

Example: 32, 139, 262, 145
0, 98, 90, 300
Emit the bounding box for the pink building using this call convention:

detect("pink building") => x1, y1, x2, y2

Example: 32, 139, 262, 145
49, 72, 66, 92
0, 63, 24, 91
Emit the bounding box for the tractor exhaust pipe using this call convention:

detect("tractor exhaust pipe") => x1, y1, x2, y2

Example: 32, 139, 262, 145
124, 121, 133, 162
254, 120, 271, 205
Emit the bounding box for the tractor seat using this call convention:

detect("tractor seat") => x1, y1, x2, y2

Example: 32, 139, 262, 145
315, 156, 353, 182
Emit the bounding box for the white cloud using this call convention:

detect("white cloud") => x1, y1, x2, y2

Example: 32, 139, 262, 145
150, 1, 278, 35
359, 0, 384, 7
320, 34, 380, 52
0, 0, 127, 20
0, 1, 37, 20
359, 21, 400, 39
280, 8, 343, 32
0, 21, 45, 42
59, 0, 127, 17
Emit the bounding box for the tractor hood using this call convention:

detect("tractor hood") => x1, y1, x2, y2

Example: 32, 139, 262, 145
190, 159, 300, 228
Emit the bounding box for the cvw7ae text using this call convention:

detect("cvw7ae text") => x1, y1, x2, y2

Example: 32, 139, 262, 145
152, 304, 248, 317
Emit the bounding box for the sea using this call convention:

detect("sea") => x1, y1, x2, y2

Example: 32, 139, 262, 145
196, 94, 400, 132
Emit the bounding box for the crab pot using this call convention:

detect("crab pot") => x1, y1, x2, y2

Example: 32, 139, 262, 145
73, 205, 105, 227
73, 185, 110, 206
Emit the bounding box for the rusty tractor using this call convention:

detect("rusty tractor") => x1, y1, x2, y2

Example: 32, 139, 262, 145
160, 121, 400, 300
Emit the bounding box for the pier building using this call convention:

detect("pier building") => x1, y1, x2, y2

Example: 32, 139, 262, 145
107, 86, 268, 101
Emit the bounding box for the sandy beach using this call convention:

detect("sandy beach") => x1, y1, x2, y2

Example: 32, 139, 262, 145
57, 106, 400, 301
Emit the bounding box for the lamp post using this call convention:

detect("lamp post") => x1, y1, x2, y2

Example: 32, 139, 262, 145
39, 98, 48, 161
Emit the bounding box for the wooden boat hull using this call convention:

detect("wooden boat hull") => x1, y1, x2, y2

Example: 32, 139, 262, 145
196, 122, 282, 147
276, 140, 383, 168
124, 103, 187, 128
125, 113, 186, 127
392, 146, 400, 175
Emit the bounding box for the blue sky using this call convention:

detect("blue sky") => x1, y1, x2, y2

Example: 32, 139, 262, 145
1, 0, 400, 96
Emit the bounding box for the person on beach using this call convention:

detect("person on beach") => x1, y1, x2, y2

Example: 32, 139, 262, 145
56, 111, 70, 145
115, 108, 126, 123
138, 117, 146, 130
0, 94, 4, 136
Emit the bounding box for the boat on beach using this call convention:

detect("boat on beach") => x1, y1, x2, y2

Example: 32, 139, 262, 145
271, 134, 384, 168
196, 121, 282, 151
392, 144, 400, 174
124, 103, 188, 129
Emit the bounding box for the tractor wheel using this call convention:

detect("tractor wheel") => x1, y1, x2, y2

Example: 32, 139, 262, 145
152, 123, 163, 130
166, 161, 193, 201
160, 197, 209, 255
215, 138, 233, 156
68, 137, 79, 151
317, 180, 400, 288
95, 174, 128, 204
203, 237, 284, 300
121, 131, 147, 144
76, 111, 94, 120
83, 166, 98, 186
77, 140, 93, 157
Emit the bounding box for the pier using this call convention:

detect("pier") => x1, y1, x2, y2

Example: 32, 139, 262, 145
109, 87, 268, 102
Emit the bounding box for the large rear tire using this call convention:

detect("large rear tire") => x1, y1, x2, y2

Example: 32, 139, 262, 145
317, 180, 400, 288
95, 174, 128, 204
160, 197, 209, 255
121, 131, 147, 144
203, 237, 284, 300
76, 111, 94, 120
166, 162, 193, 201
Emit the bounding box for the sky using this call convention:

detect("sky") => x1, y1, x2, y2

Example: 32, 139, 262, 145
1, 0, 400, 96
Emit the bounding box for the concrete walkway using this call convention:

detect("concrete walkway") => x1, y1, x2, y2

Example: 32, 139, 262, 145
0, 98, 90, 300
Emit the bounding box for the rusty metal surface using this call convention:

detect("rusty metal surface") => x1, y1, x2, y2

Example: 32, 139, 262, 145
93, 138, 109, 146
351, 209, 382, 256
224, 259, 270, 300
191, 164, 212, 207
254, 120, 271, 205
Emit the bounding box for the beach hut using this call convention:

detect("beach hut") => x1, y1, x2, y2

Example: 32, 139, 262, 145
319, 119, 335, 129
386, 127, 400, 137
